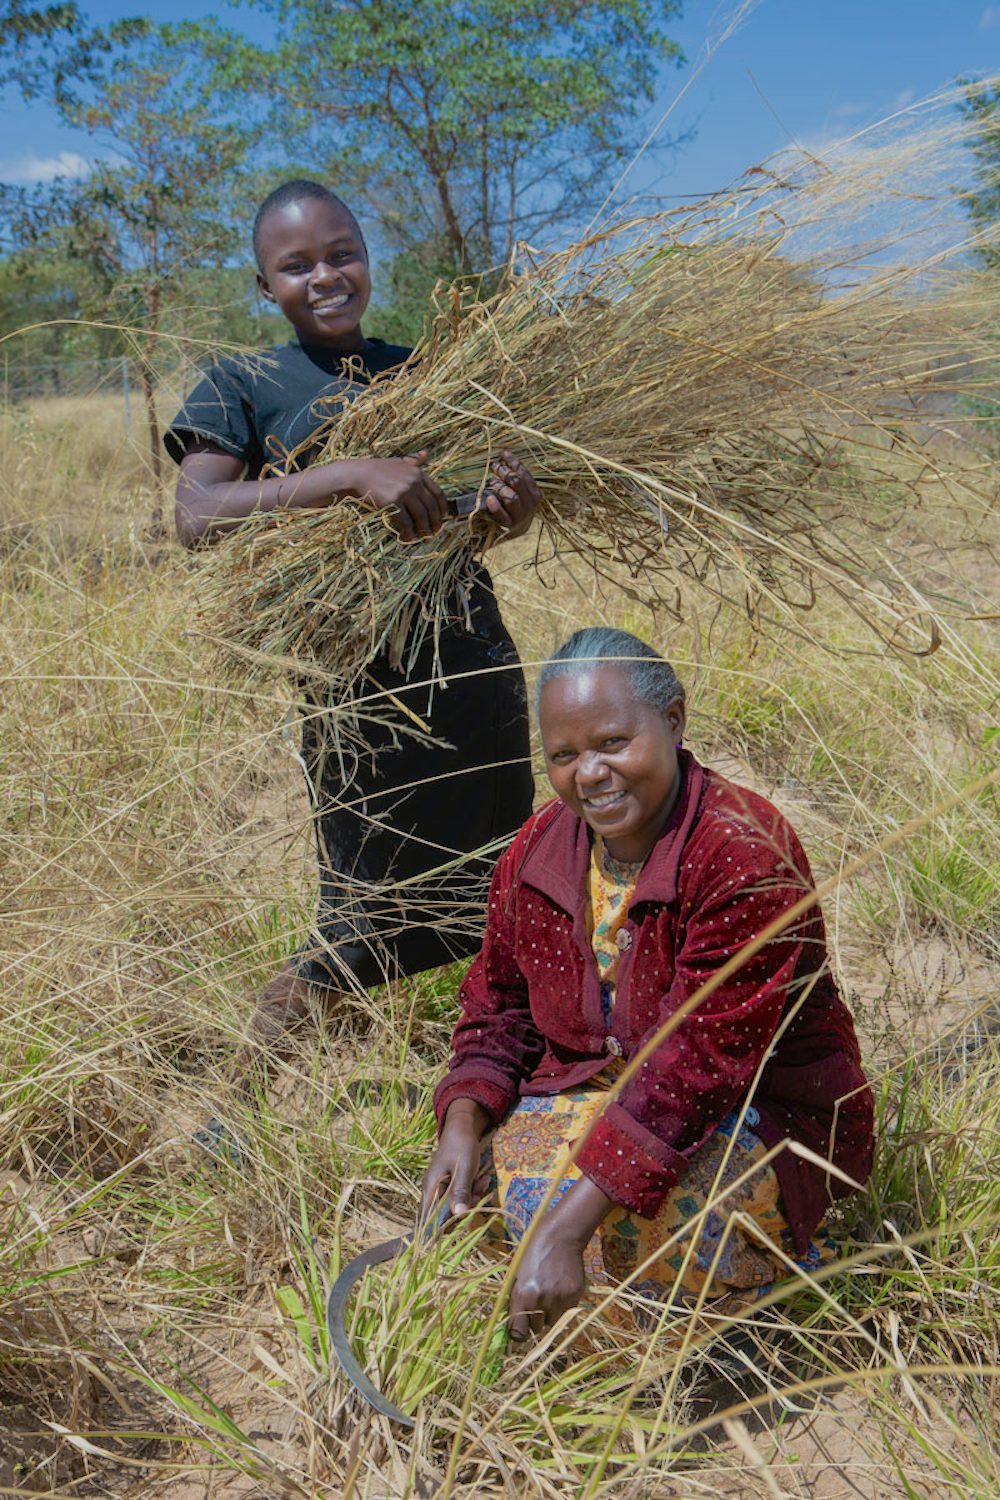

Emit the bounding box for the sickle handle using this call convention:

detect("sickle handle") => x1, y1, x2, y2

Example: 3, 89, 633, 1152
447, 490, 483, 517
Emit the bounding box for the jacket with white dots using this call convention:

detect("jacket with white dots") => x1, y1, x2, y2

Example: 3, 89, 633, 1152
434, 750, 874, 1253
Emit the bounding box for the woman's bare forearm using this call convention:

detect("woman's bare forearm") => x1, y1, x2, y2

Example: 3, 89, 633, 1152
175, 458, 366, 547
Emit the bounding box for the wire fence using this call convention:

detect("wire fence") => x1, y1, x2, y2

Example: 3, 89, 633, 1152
0, 352, 138, 402
0, 352, 191, 443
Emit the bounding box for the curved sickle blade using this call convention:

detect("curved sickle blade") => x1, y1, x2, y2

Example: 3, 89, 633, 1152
327, 1233, 416, 1426
327, 1200, 451, 1428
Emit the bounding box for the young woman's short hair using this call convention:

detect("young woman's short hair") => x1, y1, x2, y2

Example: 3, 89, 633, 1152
536, 628, 685, 713
252, 179, 363, 268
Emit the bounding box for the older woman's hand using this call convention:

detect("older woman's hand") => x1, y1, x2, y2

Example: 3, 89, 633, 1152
508, 1175, 614, 1340
420, 1098, 491, 1221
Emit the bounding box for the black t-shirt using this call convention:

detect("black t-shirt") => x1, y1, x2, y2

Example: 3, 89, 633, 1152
165, 334, 507, 643
164, 337, 412, 476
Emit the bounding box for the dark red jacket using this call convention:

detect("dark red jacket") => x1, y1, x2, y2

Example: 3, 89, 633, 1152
435, 750, 874, 1253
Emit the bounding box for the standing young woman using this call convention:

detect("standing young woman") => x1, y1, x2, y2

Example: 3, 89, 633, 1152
167, 180, 537, 1105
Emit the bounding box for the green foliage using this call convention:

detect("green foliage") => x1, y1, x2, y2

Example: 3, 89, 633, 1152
331, 1213, 507, 1416
0, 256, 272, 395
255, 0, 686, 269
0, 1, 83, 94
0, 250, 115, 367
365, 235, 462, 346
0, 15, 274, 345
956, 83, 1000, 448
902, 814, 1000, 949
958, 79, 1000, 270
837, 1042, 1000, 1357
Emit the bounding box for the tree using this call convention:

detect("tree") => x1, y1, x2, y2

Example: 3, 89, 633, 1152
956, 81, 1000, 445
255, 0, 685, 276
959, 80, 1000, 270
1, 14, 266, 510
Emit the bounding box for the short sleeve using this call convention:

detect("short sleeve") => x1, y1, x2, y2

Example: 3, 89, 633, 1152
164, 360, 263, 473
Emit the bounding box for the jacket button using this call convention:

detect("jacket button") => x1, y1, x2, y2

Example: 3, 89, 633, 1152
605, 1035, 623, 1057
615, 929, 632, 951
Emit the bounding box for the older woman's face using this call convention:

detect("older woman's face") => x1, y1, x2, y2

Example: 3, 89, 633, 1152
539, 665, 686, 863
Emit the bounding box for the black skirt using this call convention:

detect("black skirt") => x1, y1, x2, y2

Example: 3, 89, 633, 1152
295, 570, 534, 990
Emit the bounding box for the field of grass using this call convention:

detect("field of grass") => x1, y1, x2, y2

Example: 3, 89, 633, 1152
0, 390, 998, 1497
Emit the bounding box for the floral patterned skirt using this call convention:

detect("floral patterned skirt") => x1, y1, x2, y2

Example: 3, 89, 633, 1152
489, 1081, 836, 1327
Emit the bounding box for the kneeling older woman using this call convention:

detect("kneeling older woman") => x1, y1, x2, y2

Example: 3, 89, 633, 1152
422, 627, 873, 1340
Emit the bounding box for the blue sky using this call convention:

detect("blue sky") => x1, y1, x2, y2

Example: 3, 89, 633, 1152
2, 0, 998, 208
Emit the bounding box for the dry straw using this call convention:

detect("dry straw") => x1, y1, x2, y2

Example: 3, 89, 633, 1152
199, 99, 1000, 722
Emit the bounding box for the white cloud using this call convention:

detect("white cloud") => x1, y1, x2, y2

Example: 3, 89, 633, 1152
832, 89, 914, 128
0, 150, 91, 184
980, 6, 1000, 29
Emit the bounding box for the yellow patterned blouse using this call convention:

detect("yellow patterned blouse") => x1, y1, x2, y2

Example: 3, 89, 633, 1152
587, 835, 643, 1026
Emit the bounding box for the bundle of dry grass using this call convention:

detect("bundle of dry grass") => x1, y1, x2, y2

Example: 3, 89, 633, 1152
200, 99, 1000, 711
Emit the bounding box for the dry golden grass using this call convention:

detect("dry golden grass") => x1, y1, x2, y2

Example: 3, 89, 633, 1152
0, 372, 998, 1496
0, 393, 155, 527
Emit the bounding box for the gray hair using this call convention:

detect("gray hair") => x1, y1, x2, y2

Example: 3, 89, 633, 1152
536, 628, 685, 714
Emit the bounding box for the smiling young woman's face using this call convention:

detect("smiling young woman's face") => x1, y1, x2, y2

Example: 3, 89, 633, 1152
539, 665, 686, 864
255, 196, 372, 350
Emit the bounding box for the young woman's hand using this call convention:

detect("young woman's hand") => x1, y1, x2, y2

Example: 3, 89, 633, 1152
507, 1175, 614, 1340
420, 1098, 491, 1221
344, 449, 449, 541
174, 443, 446, 547
482, 449, 541, 538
